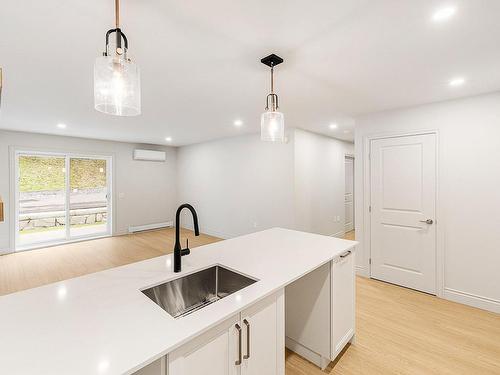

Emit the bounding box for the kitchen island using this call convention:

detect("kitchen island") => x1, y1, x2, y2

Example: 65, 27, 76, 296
0, 228, 356, 375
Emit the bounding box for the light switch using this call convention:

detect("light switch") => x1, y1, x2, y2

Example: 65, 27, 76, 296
119, 192, 125, 199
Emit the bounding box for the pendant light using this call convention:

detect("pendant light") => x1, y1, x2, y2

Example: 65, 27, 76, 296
260, 54, 285, 142
94, 0, 141, 116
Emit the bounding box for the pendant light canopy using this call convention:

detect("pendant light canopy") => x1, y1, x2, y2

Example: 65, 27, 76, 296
94, 0, 141, 116
260, 54, 285, 142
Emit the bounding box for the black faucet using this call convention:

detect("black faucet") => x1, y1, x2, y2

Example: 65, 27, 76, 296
173, 203, 200, 273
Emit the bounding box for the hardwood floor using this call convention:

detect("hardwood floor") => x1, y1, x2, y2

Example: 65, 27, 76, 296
1, 228, 499, 374
287, 276, 500, 375
343, 230, 355, 241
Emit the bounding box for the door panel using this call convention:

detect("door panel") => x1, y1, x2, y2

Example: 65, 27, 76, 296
370, 134, 437, 294
17, 155, 67, 247
345, 157, 354, 232
69, 158, 109, 238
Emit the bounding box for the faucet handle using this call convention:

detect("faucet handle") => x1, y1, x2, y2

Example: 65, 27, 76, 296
181, 238, 191, 257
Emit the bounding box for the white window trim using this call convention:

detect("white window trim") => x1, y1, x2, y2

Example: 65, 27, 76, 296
9, 146, 115, 252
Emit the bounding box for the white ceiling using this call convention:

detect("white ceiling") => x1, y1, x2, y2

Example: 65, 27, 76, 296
1, 0, 500, 145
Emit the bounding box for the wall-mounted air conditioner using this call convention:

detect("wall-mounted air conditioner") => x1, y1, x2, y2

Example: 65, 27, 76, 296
133, 149, 167, 162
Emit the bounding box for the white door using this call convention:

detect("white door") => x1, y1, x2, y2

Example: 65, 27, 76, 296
169, 314, 240, 375
370, 133, 437, 294
344, 157, 354, 232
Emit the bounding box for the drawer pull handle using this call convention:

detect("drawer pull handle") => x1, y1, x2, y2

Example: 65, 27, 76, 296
340, 250, 351, 258
235, 324, 242, 366
243, 319, 250, 359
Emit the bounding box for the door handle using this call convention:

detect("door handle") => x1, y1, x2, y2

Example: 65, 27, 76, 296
419, 219, 434, 225
243, 319, 250, 360
235, 323, 242, 366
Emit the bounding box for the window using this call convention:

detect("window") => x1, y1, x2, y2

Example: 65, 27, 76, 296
15, 151, 112, 250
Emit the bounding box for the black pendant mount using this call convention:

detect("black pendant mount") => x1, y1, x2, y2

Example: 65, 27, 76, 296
261, 54, 284, 67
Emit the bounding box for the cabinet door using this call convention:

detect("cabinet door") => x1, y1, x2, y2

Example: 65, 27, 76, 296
331, 250, 355, 358
169, 314, 240, 375
241, 291, 284, 375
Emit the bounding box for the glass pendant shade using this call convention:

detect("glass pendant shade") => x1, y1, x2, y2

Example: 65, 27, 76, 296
94, 53, 141, 116
261, 111, 285, 142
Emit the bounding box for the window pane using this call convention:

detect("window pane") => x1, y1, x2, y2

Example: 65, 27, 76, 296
18, 155, 66, 246
69, 158, 108, 237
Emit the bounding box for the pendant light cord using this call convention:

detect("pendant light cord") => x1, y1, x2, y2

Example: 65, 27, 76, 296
115, 0, 120, 28
270, 63, 274, 94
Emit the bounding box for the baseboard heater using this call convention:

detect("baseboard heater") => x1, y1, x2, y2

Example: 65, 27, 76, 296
128, 221, 174, 233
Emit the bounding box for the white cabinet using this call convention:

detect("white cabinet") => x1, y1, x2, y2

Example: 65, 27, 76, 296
285, 248, 356, 370
240, 291, 285, 375
168, 314, 240, 375
168, 290, 284, 375
331, 249, 355, 358
133, 358, 166, 375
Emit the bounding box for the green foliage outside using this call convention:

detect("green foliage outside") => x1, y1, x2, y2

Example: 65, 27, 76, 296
19, 156, 107, 192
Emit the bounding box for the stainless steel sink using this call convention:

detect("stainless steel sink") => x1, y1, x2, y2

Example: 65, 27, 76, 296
141, 265, 258, 318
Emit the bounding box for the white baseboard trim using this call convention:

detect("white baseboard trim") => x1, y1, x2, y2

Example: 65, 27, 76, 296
444, 287, 500, 314
201, 228, 232, 240
285, 336, 328, 370
332, 230, 346, 238
0, 248, 12, 256
181, 223, 233, 240
128, 221, 173, 233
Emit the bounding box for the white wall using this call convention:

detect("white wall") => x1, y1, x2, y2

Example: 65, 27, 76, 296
294, 129, 354, 237
355, 91, 500, 313
0, 130, 177, 252
177, 129, 353, 239
176, 132, 296, 238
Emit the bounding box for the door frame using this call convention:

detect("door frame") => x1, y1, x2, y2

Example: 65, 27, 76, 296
362, 129, 444, 297
344, 154, 355, 233
9, 146, 114, 252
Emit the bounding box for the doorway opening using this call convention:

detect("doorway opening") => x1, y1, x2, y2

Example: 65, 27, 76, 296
15, 151, 112, 250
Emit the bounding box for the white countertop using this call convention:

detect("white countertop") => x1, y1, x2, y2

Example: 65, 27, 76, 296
0, 228, 356, 375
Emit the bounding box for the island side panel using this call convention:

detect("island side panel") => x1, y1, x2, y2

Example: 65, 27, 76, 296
284, 261, 332, 368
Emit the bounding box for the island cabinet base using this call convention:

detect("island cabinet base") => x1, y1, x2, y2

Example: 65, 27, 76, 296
134, 289, 285, 375
285, 249, 355, 370
133, 358, 166, 375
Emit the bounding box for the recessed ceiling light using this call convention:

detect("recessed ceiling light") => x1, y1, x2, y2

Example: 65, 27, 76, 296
329, 123, 338, 130
165, 137, 172, 142
433, 6, 456, 22
234, 119, 243, 127
57, 123, 67, 129
449, 77, 465, 87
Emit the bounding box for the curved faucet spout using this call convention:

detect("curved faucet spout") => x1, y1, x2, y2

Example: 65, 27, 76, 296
174, 204, 200, 273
